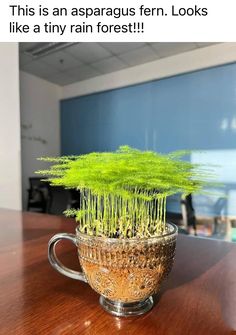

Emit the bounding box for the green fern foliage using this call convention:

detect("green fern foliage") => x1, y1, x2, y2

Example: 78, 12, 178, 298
36, 146, 215, 238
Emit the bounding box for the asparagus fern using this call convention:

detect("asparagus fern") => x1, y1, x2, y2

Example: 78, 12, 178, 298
36, 146, 215, 238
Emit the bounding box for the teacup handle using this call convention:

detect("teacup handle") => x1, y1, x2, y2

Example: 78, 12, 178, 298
48, 233, 87, 283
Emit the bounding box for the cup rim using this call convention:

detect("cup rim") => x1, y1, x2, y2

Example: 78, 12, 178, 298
76, 222, 178, 242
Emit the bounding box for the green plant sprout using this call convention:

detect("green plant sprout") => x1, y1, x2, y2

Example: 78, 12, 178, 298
36, 146, 215, 238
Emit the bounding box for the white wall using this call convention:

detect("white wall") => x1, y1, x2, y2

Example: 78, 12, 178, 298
20, 72, 61, 209
63, 43, 236, 99
0, 43, 21, 210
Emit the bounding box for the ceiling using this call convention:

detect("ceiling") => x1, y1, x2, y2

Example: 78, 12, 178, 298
19, 42, 217, 87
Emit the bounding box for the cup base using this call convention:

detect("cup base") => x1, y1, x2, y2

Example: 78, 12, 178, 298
99, 296, 154, 317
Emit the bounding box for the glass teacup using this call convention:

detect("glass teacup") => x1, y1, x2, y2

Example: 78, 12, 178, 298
48, 223, 177, 317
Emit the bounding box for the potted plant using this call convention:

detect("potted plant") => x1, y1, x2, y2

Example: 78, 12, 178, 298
37, 146, 211, 316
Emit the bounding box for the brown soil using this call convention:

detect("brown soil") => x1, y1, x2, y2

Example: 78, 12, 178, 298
78, 238, 176, 303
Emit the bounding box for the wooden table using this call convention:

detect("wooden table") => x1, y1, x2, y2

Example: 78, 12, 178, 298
0, 209, 236, 335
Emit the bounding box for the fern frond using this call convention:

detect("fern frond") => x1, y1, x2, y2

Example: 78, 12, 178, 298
36, 146, 219, 238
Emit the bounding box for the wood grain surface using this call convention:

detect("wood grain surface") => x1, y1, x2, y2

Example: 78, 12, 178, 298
0, 209, 235, 335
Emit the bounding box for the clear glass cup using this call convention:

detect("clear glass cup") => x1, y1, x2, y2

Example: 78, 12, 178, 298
48, 223, 177, 317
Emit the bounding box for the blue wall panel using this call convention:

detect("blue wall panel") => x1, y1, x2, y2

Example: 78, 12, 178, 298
61, 63, 236, 216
